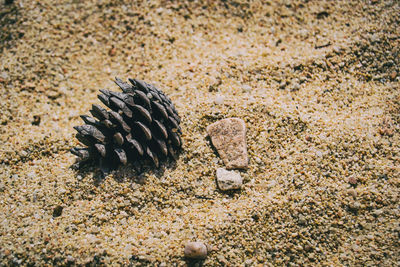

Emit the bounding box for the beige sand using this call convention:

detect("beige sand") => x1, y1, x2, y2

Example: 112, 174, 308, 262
0, 0, 399, 265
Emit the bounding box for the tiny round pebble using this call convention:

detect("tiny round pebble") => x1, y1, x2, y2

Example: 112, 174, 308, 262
66, 256, 75, 262
242, 84, 252, 93
214, 95, 225, 105
184, 242, 208, 259
291, 81, 300, 91
52, 205, 63, 217
348, 176, 358, 185
347, 188, 357, 197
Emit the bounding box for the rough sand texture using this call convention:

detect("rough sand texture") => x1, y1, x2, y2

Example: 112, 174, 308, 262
0, 0, 399, 266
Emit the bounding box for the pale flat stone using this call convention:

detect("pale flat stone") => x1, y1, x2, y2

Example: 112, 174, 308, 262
207, 118, 248, 169
184, 242, 208, 259
216, 168, 243, 191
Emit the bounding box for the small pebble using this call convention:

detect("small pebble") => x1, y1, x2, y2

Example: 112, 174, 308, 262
373, 209, 383, 217
266, 180, 277, 189
348, 176, 358, 185
58, 188, 67, 194
299, 76, 307, 83
369, 33, 379, 42
333, 46, 342, 54
242, 84, 252, 93
214, 95, 225, 105
91, 227, 100, 234
244, 259, 254, 266
217, 255, 228, 264
349, 201, 361, 211
66, 256, 75, 262
291, 83, 300, 91
32, 115, 41, 126
0, 72, 8, 79
347, 188, 357, 197
108, 47, 116, 56
184, 242, 207, 260
53, 205, 63, 217
291, 80, 300, 91
216, 168, 243, 191
270, 26, 275, 34
27, 172, 36, 179
298, 215, 307, 225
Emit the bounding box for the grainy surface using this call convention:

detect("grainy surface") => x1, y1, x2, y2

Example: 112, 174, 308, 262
0, 0, 399, 266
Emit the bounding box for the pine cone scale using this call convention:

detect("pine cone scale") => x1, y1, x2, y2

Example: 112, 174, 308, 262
95, 144, 106, 157
131, 79, 149, 94
133, 90, 151, 108
71, 147, 90, 160
108, 111, 131, 132
152, 101, 169, 121
114, 148, 127, 165
90, 104, 109, 120
126, 136, 144, 156
115, 77, 132, 93
154, 137, 168, 156
153, 119, 168, 139
129, 104, 152, 124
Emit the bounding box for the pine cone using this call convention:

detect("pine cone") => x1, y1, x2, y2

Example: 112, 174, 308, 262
71, 78, 182, 169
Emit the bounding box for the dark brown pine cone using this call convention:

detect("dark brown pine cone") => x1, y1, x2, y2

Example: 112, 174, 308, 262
71, 78, 182, 169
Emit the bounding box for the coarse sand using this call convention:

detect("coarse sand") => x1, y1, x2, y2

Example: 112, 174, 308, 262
0, 0, 399, 266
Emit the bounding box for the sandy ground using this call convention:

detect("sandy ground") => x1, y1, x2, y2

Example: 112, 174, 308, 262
0, 0, 399, 266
